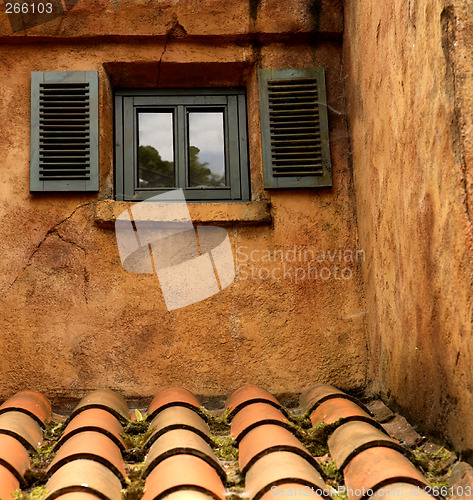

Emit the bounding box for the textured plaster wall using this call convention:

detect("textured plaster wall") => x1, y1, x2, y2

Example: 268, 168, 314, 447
0, 1, 367, 402
344, 0, 473, 455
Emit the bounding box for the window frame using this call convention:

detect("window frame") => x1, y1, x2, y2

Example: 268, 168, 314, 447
114, 88, 250, 202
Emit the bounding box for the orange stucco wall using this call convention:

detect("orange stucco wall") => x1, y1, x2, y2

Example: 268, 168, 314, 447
0, 1, 368, 403
344, 0, 473, 456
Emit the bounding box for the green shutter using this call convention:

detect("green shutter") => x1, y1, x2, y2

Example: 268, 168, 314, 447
30, 71, 99, 192
258, 68, 332, 189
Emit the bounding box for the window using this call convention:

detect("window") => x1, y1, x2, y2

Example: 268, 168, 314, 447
114, 89, 250, 202
258, 67, 332, 189
30, 71, 99, 192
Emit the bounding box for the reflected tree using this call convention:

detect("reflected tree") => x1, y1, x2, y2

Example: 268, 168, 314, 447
138, 145, 225, 188
138, 145, 174, 187
188, 145, 225, 187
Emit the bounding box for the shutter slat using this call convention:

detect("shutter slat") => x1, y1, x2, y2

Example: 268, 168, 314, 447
268, 77, 323, 178
37, 77, 92, 183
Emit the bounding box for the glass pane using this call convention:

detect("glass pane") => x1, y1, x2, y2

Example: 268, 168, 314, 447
138, 112, 175, 188
188, 111, 226, 188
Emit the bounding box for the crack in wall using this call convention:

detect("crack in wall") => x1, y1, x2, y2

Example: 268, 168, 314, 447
3, 202, 95, 297
156, 17, 187, 87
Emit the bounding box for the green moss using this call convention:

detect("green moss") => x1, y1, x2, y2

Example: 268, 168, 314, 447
317, 459, 343, 483
122, 418, 152, 454
43, 421, 66, 441
196, 407, 231, 435
122, 463, 146, 500
123, 419, 150, 436
288, 413, 313, 429
211, 435, 238, 461
410, 447, 454, 486
289, 420, 342, 456
12, 486, 48, 500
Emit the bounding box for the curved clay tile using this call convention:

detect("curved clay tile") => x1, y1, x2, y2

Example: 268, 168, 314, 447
144, 429, 225, 481
328, 420, 404, 470
147, 388, 201, 420
300, 384, 366, 415
370, 482, 434, 499
231, 402, 289, 442
0, 434, 31, 484
239, 424, 323, 476
0, 411, 43, 450
245, 451, 327, 500
70, 389, 129, 423
45, 459, 123, 500
259, 483, 325, 500
0, 391, 52, 428
47, 431, 126, 484
0, 463, 20, 499
55, 408, 125, 452
343, 447, 429, 500
225, 385, 282, 419
145, 406, 211, 450
142, 454, 226, 500
310, 398, 384, 432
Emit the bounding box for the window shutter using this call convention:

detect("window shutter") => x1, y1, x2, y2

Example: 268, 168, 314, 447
258, 68, 332, 189
30, 71, 99, 192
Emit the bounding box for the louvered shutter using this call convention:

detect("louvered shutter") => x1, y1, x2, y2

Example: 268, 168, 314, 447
258, 68, 332, 189
30, 71, 99, 192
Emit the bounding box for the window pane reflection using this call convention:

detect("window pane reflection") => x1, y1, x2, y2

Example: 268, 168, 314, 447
188, 111, 226, 188
138, 112, 175, 188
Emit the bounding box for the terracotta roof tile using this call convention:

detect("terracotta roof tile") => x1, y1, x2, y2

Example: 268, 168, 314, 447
370, 482, 434, 499
244, 451, 327, 500
47, 431, 126, 484
145, 406, 211, 450
55, 408, 126, 452
163, 492, 216, 500
52, 493, 103, 500
343, 447, 429, 500
327, 420, 404, 470
45, 459, 123, 500
225, 384, 283, 419
0, 387, 440, 499
147, 388, 201, 420
70, 389, 129, 423
258, 483, 325, 500
364, 400, 395, 423
0, 391, 52, 428
238, 423, 323, 476
231, 402, 289, 442
310, 397, 383, 431
382, 415, 423, 447
144, 428, 225, 481
52, 494, 103, 500
142, 454, 226, 500
0, 463, 21, 499
0, 434, 31, 485
0, 411, 43, 450
300, 384, 366, 415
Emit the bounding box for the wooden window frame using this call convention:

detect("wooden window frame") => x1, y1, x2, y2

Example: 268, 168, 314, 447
114, 88, 250, 202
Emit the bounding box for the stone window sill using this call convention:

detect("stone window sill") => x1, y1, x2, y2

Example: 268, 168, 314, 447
94, 200, 272, 229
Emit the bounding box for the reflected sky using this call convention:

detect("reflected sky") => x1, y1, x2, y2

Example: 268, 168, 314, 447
139, 112, 174, 162
188, 111, 225, 181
